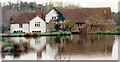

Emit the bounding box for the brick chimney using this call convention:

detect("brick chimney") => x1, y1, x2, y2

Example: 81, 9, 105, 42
35, 5, 45, 19
35, 5, 42, 15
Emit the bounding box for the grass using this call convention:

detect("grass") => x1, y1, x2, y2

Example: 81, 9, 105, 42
0, 31, 71, 37
87, 30, 120, 35
1, 30, 119, 37
41, 31, 71, 36
1, 33, 24, 37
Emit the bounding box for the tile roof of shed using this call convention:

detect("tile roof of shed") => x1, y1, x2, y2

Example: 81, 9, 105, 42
59, 7, 113, 23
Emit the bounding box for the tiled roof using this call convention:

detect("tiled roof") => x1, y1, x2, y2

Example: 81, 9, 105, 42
11, 7, 113, 24
11, 12, 45, 24
59, 7, 113, 23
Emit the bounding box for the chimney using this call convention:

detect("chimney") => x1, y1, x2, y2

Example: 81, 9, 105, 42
36, 5, 42, 15
35, 5, 45, 19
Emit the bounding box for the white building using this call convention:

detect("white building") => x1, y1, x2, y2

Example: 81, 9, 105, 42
9, 8, 51, 34
10, 6, 65, 33
10, 16, 46, 33
45, 7, 65, 31
10, 6, 47, 33
45, 8, 58, 23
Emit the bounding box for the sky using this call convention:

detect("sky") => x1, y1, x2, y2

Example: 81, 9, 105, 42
0, 0, 119, 12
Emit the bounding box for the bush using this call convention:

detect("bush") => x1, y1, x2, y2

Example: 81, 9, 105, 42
33, 33, 39, 37
60, 32, 64, 36
24, 33, 32, 37
117, 26, 120, 31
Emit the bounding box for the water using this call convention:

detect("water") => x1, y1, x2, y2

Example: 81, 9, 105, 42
0, 34, 118, 60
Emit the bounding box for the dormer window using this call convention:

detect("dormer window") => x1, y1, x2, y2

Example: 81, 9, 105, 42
35, 22, 40, 27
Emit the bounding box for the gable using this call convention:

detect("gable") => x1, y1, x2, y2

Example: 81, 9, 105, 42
46, 9, 58, 17
45, 9, 58, 23
29, 16, 45, 23
45, 8, 65, 23
53, 7, 65, 21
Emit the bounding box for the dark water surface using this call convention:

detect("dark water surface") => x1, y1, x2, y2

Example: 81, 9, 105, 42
0, 34, 118, 60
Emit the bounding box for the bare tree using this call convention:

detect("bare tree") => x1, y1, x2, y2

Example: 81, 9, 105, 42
63, 19, 75, 31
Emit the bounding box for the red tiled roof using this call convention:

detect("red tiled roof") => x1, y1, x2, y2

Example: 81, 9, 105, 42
11, 12, 45, 24
59, 7, 113, 23
11, 7, 113, 24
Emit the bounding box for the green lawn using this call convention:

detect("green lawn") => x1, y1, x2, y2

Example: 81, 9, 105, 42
0, 31, 71, 37
87, 30, 120, 35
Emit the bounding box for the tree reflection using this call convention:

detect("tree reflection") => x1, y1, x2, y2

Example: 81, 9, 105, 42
1, 34, 115, 60
1, 40, 30, 59
54, 36, 61, 43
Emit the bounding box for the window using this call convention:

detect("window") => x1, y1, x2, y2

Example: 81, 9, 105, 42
19, 24, 23, 28
13, 30, 23, 33
32, 31, 41, 33
77, 24, 79, 27
52, 17, 57, 20
14, 31, 17, 33
35, 22, 40, 27
76, 23, 84, 28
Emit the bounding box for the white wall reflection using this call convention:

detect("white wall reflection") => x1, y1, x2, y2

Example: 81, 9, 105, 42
10, 37, 47, 52
3, 52, 37, 60
111, 36, 118, 60
41, 44, 58, 60
29, 37, 46, 51
10, 37, 28, 43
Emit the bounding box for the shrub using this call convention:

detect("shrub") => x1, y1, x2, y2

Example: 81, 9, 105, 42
24, 33, 32, 37
33, 33, 39, 37
117, 26, 120, 31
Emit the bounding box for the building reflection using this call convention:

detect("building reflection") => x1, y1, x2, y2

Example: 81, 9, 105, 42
1, 34, 115, 60
1, 37, 47, 59
62, 34, 115, 55
40, 34, 115, 59
29, 37, 46, 51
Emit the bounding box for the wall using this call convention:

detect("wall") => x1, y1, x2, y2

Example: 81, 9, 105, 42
45, 9, 58, 23
10, 23, 29, 33
72, 24, 116, 33
29, 16, 46, 33
86, 25, 116, 31
0, 7, 2, 29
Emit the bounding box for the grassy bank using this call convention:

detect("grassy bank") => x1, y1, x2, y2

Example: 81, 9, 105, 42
0, 31, 71, 37
87, 30, 120, 35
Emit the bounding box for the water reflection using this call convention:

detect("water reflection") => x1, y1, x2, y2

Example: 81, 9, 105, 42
1, 34, 117, 60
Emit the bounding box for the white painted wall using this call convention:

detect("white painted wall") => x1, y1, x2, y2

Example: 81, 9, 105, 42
0, 7, 2, 29
23, 24, 29, 33
45, 9, 58, 23
29, 16, 46, 33
10, 23, 29, 33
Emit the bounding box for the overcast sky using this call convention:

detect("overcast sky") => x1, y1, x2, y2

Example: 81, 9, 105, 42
0, 0, 119, 12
